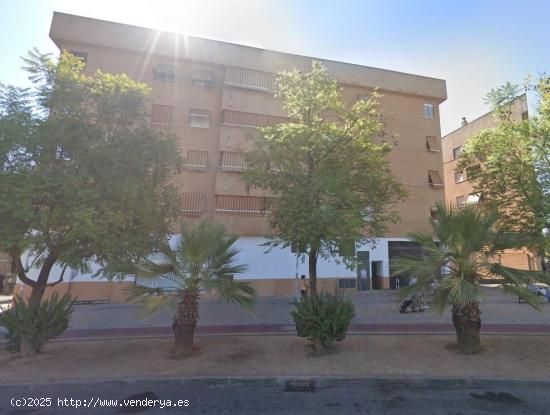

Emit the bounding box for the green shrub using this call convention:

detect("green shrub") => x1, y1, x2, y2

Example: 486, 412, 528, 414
291, 293, 355, 348
0, 293, 75, 355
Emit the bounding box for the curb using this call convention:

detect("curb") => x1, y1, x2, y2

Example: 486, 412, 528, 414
2, 376, 550, 390
2, 323, 550, 343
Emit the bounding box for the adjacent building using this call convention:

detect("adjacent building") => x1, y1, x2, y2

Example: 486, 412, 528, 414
442, 95, 539, 271
16, 12, 448, 301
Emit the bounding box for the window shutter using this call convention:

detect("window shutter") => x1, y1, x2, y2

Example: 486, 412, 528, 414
151, 104, 174, 129
426, 136, 441, 152
428, 170, 443, 187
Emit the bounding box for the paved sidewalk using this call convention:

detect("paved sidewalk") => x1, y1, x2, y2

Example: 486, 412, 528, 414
2, 288, 550, 340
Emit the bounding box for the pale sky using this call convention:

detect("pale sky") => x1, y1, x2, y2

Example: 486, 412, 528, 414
1, 0, 549, 135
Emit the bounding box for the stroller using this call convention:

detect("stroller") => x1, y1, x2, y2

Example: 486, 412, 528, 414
399, 293, 425, 313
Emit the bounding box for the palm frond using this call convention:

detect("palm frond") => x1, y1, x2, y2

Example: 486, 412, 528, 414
130, 286, 176, 315
440, 275, 481, 306
501, 284, 542, 311
202, 278, 256, 311
395, 283, 418, 303
431, 285, 453, 314
488, 263, 550, 286
392, 255, 441, 289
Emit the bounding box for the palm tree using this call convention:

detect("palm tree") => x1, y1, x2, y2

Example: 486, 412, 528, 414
126, 220, 256, 358
393, 202, 548, 354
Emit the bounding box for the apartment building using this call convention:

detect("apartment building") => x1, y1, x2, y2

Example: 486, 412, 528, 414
442, 95, 539, 271
16, 12, 447, 302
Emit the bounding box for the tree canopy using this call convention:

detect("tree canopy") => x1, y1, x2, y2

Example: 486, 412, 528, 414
459, 77, 550, 265
243, 61, 406, 293
0, 49, 181, 305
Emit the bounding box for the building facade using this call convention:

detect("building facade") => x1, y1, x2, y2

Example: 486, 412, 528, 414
16, 12, 447, 302
442, 96, 539, 271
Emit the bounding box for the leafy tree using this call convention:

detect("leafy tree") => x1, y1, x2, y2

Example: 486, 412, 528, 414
0, 49, 181, 310
459, 77, 549, 268
243, 62, 406, 294
393, 202, 549, 354
107, 220, 255, 358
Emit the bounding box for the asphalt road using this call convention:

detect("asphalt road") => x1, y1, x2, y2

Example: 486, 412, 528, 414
1, 378, 549, 414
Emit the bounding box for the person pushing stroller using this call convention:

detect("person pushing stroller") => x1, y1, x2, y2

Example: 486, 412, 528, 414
399, 277, 424, 313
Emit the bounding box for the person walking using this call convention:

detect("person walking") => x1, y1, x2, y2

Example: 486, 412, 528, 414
300, 274, 308, 297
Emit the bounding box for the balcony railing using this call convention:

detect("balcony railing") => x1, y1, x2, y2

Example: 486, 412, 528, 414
221, 110, 288, 129
224, 66, 276, 93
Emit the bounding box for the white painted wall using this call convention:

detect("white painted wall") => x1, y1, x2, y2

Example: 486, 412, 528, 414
18, 236, 411, 283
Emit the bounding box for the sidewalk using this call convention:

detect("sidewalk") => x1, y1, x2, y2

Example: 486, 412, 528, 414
2, 334, 550, 384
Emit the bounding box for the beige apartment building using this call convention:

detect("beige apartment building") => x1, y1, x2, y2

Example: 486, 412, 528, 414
16, 12, 447, 302
442, 95, 539, 271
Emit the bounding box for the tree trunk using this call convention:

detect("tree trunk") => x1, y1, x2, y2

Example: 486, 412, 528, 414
308, 247, 318, 296
26, 253, 58, 310
28, 285, 46, 310
20, 337, 35, 358
172, 287, 199, 358
452, 303, 481, 354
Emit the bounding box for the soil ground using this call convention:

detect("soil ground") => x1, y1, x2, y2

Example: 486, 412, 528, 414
2, 334, 550, 384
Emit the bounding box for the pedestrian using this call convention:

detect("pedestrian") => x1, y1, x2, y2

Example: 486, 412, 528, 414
395, 277, 400, 290
300, 274, 308, 297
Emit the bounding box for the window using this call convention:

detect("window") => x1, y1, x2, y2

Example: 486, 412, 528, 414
424, 104, 434, 118
225, 66, 276, 92
180, 192, 206, 216
184, 150, 208, 170
189, 109, 211, 128
338, 278, 356, 289
152, 64, 175, 81
428, 170, 443, 187
191, 69, 214, 87
220, 151, 247, 172
456, 195, 466, 207
454, 170, 466, 183
452, 146, 463, 160
151, 104, 174, 129
356, 93, 371, 101
426, 136, 441, 152
221, 110, 288, 128
215, 195, 276, 216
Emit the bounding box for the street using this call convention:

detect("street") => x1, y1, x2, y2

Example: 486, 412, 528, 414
1, 378, 548, 414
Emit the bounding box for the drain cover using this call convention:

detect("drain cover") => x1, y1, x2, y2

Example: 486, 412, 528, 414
284, 379, 316, 392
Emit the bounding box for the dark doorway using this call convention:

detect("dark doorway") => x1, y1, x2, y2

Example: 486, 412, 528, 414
389, 241, 423, 286
371, 261, 383, 290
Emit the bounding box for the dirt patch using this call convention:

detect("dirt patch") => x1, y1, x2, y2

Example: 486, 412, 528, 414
1, 334, 550, 383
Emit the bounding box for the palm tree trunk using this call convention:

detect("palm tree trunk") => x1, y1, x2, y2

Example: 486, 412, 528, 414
452, 302, 481, 354
172, 287, 199, 358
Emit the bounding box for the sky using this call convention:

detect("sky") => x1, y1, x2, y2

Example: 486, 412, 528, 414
1, 0, 549, 135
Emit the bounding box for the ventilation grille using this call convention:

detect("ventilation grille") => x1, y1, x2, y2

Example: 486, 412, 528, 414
284, 380, 316, 393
